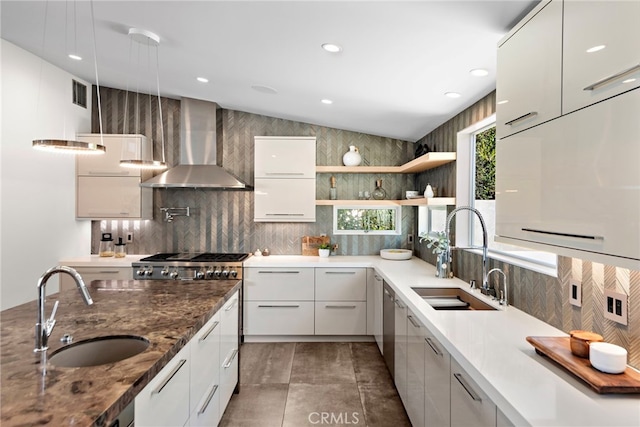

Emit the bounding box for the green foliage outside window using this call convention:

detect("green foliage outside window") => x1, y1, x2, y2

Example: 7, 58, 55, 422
475, 126, 496, 200
336, 208, 396, 232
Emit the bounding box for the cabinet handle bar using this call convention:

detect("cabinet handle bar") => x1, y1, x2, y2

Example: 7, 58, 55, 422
583, 64, 640, 91
152, 359, 187, 395
265, 213, 305, 216
223, 349, 239, 368
197, 384, 218, 415
504, 111, 538, 126
198, 320, 219, 342
325, 305, 357, 309
258, 304, 300, 308
325, 271, 356, 275
453, 373, 482, 402
264, 172, 305, 176
425, 337, 442, 356
407, 315, 420, 328
225, 299, 237, 311
257, 271, 300, 274
87, 171, 131, 175
522, 228, 604, 240
394, 299, 405, 308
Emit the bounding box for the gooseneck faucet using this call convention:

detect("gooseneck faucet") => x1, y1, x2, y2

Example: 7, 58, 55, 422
487, 268, 508, 306
34, 266, 93, 352
444, 206, 489, 292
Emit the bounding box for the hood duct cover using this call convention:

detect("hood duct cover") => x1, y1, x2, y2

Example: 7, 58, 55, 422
141, 97, 251, 189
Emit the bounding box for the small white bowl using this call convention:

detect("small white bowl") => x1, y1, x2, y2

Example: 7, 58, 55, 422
405, 190, 419, 199
589, 342, 627, 374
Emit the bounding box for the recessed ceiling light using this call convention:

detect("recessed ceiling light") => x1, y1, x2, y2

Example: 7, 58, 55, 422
68, 54, 82, 61
445, 92, 461, 99
321, 99, 333, 105
321, 43, 342, 53
196, 77, 209, 83
497, 100, 509, 105
622, 78, 637, 84
586, 45, 606, 53
251, 84, 278, 94
469, 68, 488, 77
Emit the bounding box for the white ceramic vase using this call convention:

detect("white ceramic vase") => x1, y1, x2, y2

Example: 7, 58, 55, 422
342, 145, 362, 166
318, 249, 330, 258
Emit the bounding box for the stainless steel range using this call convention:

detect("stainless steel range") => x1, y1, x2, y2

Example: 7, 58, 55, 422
132, 253, 250, 280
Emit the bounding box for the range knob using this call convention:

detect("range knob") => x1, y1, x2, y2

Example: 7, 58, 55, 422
206, 267, 214, 278
136, 268, 146, 276
221, 268, 230, 278
169, 270, 179, 279
195, 270, 205, 280
230, 269, 238, 278
144, 269, 153, 277
161, 267, 169, 276
214, 268, 222, 278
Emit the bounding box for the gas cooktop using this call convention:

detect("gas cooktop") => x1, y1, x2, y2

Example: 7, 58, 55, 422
139, 253, 250, 263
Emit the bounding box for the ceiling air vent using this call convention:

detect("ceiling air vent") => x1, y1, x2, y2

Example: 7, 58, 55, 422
72, 80, 87, 108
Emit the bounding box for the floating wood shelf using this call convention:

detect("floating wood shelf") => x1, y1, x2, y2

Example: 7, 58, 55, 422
316, 152, 456, 174
316, 197, 455, 207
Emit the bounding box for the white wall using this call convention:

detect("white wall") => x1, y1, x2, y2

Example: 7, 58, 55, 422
1, 39, 92, 310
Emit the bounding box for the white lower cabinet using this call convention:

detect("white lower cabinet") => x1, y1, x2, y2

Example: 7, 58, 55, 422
424, 332, 451, 427
135, 345, 191, 427
136, 289, 240, 427
315, 302, 366, 335
393, 296, 408, 404
59, 266, 131, 292
451, 358, 497, 427
405, 312, 425, 427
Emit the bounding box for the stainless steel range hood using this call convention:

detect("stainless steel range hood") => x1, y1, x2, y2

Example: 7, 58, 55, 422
141, 97, 251, 189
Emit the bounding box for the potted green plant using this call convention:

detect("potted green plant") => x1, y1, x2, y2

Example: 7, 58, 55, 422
317, 242, 332, 258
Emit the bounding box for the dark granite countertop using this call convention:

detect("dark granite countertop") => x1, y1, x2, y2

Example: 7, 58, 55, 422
0, 279, 241, 427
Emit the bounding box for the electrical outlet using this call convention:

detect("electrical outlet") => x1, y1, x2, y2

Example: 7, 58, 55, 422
569, 279, 581, 307
126, 232, 134, 243
604, 289, 628, 326
407, 234, 414, 245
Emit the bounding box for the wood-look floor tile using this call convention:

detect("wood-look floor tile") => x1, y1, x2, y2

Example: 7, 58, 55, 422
240, 342, 296, 384
290, 342, 356, 384
350, 342, 394, 385
357, 383, 411, 427
219, 383, 288, 427
283, 383, 365, 426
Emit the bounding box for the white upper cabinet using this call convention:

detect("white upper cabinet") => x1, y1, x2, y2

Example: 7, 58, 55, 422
76, 134, 150, 176
562, 0, 640, 114
254, 136, 316, 178
254, 136, 316, 222
496, 0, 562, 139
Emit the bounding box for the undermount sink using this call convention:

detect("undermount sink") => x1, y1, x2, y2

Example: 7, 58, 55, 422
49, 335, 150, 367
412, 287, 497, 311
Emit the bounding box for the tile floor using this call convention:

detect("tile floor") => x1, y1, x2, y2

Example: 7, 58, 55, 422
219, 342, 411, 426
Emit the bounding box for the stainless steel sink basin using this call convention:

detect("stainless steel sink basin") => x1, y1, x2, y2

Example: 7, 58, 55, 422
412, 288, 497, 311
49, 335, 150, 367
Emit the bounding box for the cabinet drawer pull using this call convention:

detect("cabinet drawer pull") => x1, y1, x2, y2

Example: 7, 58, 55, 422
394, 299, 405, 309
87, 212, 131, 216
88, 171, 131, 175
265, 213, 305, 216
152, 359, 187, 395
521, 228, 604, 241
454, 373, 482, 402
223, 349, 238, 368
257, 304, 300, 308
264, 172, 305, 176
325, 305, 357, 309
583, 64, 640, 91
197, 384, 218, 415
325, 271, 356, 275
198, 320, 219, 342
425, 337, 442, 356
97, 270, 120, 274
504, 111, 538, 126
407, 315, 420, 328
225, 299, 237, 311
257, 270, 300, 274
374, 274, 382, 281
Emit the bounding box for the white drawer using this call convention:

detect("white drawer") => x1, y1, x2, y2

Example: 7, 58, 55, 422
315, 268, 366, 301
189, 312, 221, 415
314, 301, 367, 335
135, 345, 190, 427
244, 301, 315, 335
244, 268, 315, 301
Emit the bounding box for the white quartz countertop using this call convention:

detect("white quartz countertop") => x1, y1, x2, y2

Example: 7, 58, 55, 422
245, 255, 640, 426
59, 254, 150, 267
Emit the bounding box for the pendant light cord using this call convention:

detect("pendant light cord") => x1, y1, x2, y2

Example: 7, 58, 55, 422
155, 42, 166, 164
89, 0, 104, 143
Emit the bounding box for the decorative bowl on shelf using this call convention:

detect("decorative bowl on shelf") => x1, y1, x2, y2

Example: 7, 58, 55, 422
380, 249, 412, 260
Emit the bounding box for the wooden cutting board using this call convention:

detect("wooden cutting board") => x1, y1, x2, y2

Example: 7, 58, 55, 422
301, 236, 330, 256
526, 336, 640, 394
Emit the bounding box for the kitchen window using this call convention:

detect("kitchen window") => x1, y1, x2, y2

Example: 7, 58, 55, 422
421, 113, 557, 276
333, 206, 401, 235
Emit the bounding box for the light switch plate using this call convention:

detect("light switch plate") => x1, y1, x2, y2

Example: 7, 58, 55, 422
569, 279, 581, 307
604, 289, 628, 326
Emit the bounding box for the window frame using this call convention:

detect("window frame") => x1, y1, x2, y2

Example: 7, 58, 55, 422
333, 205, 402, 235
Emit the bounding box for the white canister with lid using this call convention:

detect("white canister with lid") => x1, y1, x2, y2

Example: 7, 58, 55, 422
589, 342, 627, 374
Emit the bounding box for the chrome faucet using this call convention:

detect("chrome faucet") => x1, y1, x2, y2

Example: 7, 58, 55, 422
444, 206, 489, 293
487, 268, 508, 306
34, 266, 93, 352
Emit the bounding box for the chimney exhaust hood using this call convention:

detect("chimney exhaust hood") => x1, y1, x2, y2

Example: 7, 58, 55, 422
141, 97, 251, 189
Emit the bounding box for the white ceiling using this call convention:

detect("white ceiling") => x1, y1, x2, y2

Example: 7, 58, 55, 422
1, 0, 537, 142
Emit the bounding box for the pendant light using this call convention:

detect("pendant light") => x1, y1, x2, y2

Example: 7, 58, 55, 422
32, 0, 106, 155
119, 28, 167, 171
